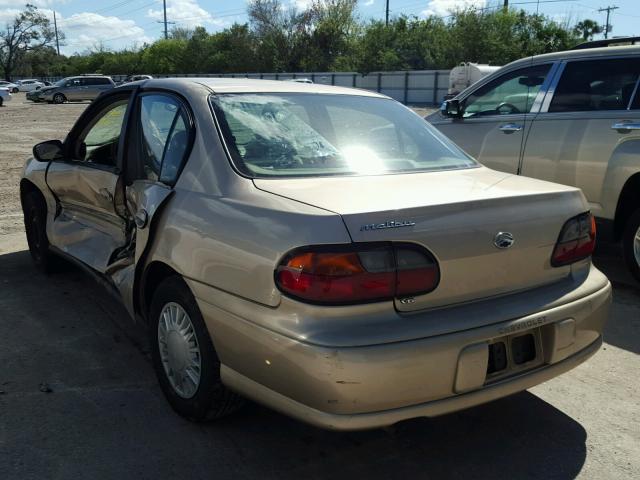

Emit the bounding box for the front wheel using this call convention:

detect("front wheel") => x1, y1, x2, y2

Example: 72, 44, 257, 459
149, 276, 244, 421
53, 93, 65, 104
623, 208, 640, 283
12, 87, 18, 93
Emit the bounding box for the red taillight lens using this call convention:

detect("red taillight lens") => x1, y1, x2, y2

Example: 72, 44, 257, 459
551, 212, 596, 267
275, 244, 439, 304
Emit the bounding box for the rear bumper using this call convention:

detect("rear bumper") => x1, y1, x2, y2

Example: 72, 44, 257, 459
192, 270, 611, 430
221, 336, 602, 431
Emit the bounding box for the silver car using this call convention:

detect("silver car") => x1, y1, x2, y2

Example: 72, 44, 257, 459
20, 78, 611, 430
37, 75, 115, 103
428, 40, 640, 282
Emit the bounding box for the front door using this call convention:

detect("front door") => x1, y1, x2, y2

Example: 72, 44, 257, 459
45, 93, 133, 272
433, 63, 553, 174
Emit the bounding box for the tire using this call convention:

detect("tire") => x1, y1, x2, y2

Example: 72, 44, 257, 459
149, 276, 244, 421
22, 190, 55, 273
53, 93, 65, 104
0, 97, 3, 107
622, 207, 640, 283
12, 87, 18, 93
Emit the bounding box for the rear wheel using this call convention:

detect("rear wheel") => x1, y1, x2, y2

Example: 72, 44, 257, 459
53, 93, 66, 104
622, 207, 640, 282
149, 276, 244, 421
22, 191, 55, 273
0, 97, 3, 107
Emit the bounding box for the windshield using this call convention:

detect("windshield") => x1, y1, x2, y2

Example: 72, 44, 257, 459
211, 93, 476, 178
54, 78, 68, 87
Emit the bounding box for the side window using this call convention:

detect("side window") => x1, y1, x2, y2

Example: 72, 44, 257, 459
138, 94, 191, 184
463, 64, 551, 117
78, 100, 128, 166
550, 59, 640, 112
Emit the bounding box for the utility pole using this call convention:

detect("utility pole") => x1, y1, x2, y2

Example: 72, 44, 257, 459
163, 0, 168, 39
503, 0, 509, 10
598, 5, 619, 39
53, 11, 60, 55
385, 0, 389, 26
156, 0, 175, 39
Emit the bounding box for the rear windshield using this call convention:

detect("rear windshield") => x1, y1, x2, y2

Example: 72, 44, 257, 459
210, 93, 476, 178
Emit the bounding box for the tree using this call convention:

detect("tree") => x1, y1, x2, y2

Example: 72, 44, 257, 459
574, 19, 603, 41
0, 4, 60, 80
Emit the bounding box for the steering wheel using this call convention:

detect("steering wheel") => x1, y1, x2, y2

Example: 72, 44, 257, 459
496, 102, 521, 114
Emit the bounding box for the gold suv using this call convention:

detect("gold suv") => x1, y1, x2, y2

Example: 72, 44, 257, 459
429, 38, 640, 283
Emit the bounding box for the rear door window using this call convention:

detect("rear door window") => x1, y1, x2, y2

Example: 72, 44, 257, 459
549, 58, 640, 112
137, 94, 191, 184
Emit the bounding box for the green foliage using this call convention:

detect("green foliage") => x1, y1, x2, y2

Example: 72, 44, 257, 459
2, 3, 595, 79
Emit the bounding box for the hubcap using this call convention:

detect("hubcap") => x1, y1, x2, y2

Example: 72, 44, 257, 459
157, 302, 201, 398
634, 225, 640, 267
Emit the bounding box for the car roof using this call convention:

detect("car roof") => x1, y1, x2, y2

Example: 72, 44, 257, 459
505, 44, 640, 69
139, 77, 388, 98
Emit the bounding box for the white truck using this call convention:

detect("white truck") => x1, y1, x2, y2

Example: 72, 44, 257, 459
447, 62, 501, 98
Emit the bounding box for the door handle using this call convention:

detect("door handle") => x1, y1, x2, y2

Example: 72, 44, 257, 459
134, 209, 148, 229
611, 122, 640, 131
499, 123, 523, 133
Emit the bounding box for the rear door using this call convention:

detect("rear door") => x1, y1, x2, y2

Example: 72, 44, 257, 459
432, 63, 554, 173
521, 57, 640, 219
45, 91, 134, 272
124, 92, 193, 263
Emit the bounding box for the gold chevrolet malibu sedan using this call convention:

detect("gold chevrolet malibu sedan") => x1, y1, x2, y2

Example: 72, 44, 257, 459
20, 78, 611, 430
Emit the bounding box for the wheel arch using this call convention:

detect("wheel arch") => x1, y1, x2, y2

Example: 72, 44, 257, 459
20, 178, 46, 210
614, 172, 640, 241
137, 260, 182, 324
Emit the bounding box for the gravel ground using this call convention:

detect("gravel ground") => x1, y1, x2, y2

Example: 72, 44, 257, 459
0, 92, 638, 480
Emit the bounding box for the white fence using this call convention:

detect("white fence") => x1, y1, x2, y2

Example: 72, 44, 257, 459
155, 70, 450, 106
19, 69, 451, 106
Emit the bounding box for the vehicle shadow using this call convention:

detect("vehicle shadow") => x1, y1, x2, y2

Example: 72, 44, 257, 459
207, 392, 587, 479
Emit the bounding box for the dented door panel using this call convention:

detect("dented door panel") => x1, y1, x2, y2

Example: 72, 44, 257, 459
46, 162, 127, 272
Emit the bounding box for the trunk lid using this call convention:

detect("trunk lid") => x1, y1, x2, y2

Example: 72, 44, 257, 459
254, 167, 588, 311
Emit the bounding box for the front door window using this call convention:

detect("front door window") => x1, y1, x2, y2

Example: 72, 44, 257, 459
463, 64, 551, 117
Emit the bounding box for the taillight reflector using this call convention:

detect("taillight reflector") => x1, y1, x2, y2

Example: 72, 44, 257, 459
551, 212, 596, 267
275, 243, 439, 305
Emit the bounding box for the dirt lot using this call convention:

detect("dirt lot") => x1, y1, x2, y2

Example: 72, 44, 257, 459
0, 93, 639, 479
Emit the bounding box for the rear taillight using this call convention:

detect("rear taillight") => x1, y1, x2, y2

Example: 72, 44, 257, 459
275, 243, 439, 304
551, 212, 596, 267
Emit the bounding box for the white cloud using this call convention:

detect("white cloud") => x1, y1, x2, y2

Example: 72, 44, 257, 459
363, 0, 375, 6
147, 0, 225, 28
57, 12, 151, 53
421, 0, 486, 17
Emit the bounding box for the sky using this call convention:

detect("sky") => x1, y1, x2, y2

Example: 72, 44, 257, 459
0, 0, 638, 56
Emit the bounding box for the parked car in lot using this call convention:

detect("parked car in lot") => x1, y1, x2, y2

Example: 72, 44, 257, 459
0, 80, 19, 93
20, 78, 611, 430
121, 74, 153, 84
0, 87, 11, 106
33, 75, 115, 103
428, 38, 640, 282
16, 79, 44, 92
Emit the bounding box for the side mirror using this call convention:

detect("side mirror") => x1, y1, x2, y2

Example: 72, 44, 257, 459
33, 140, 64, 162
442, 99, 463, 118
